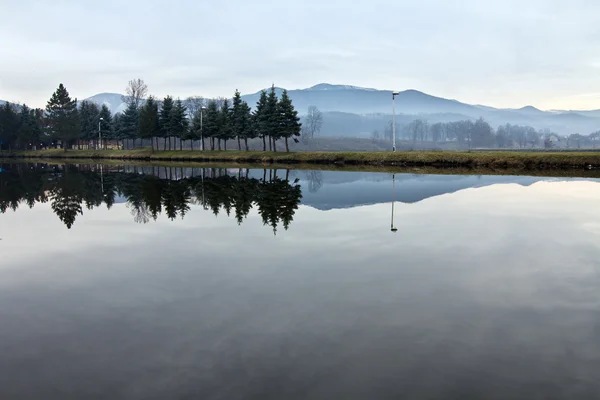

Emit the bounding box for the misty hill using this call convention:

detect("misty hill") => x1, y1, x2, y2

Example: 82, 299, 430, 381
110, 169, 599, 211
266, 171, 600, 210
84, 93, 128, 114
241, 84, 478, 115
82, 83, 600, 136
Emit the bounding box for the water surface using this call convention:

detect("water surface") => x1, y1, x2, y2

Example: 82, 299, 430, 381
1, 162, 599, 399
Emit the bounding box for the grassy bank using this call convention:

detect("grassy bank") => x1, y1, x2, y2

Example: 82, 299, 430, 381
4, 148, 600, 169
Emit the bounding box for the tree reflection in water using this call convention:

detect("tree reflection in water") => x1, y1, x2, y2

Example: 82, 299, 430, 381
0, 163, 302, 232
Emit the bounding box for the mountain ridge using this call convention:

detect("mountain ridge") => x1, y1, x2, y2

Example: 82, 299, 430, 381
77, 85, 600, 135
3, 84, 599, 135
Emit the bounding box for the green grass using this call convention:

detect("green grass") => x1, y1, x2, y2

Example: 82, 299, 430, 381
4, 148, 600, 169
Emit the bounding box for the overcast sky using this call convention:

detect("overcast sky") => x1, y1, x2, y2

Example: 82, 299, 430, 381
2, 0, 600, 110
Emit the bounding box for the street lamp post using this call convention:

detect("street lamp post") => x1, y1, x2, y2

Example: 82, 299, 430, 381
98, 117, 104, 150
392, 91, 399, 152
200, 106, 206, 151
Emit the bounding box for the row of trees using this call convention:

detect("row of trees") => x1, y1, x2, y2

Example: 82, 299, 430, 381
373, 118, 563, 149
0, 102, 45, 149
0, 163, 302, 231
0, 79, 303, 152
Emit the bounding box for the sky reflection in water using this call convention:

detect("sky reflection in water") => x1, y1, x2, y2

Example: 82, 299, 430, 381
0, 163, 599, 399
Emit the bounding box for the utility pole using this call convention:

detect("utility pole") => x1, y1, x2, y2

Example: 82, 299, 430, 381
392, 91, 399, 152
200, 106, 206, 151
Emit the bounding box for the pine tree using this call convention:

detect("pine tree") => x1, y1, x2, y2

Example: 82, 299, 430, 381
160, 96, 174, 150
16, 105, 36, 149
189, 108, 204, 151
120, 102, 139, 149
99, 104, 112, 144
265, 85, 280, 152
46, 84, 79, 150
111, 113, 122, 148
0, 103, 20, 150
204, 100, 220, 151
170, 99, 188, 150
139, 96, 160, 151
231, 90, 244, 150
78, 100, 100, 149
278, 89, 302, 152
218, 99, 232, 151
229, 92, 255, 151
240, 101, 254, 151
253, 90, 268, 151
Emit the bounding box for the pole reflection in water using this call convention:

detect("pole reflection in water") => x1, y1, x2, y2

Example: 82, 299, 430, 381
391, 173, 398, 233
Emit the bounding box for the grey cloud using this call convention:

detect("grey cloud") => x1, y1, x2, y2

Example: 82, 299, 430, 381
1, 0, 600, 109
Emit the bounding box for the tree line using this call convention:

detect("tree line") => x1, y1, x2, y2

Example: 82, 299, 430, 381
0, 79, 302, 152
0, 163, 302, 231
370, 118, 600, 149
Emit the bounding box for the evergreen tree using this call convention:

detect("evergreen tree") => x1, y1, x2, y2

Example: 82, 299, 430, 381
46, 84, 79, 150
218, 98, 232, 150
0, 103, 20, 150
160, 96, 174, 150
16, 105, 41, 149
99, 104, 112, 141
265, 85, 280, 152
239, 101, 254, 151
139, 96, 160, 151
30, 108, 45, 149
78, 100, 100, 149
170, 99, 188, 150
231, 91, 255, 151
204, 100, 220, 151
189, 108, 203, 151
253, 90, 268, 151
111, 113, 123, 148
277, 89, 302, 152
120, 102, 139, 149
231, 90, 244, 150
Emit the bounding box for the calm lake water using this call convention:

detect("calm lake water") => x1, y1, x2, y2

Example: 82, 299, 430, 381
1, 162, 600, 399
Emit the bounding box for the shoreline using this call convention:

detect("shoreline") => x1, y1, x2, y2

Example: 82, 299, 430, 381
3, 149, 600, 170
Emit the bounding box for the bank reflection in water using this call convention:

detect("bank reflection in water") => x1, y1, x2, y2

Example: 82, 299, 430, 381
0, 163, 302, 232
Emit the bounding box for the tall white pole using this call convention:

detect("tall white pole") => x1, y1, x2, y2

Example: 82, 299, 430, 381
98, 120, 102, 150
392, 94, 396, 152
200, 109, 204, 151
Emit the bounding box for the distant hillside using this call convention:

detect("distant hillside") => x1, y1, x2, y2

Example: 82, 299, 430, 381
82, 83, 600, 135
84, 93, 127, 114
241, 84, 478, 115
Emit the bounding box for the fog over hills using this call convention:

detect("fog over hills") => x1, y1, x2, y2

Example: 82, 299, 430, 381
8, 83, 594, 136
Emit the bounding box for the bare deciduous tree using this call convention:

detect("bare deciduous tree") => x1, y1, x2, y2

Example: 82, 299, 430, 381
305, 170, 323, 193
186, 96, 205, 119
304, 105, 323, 139
122, 78, 148, 109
